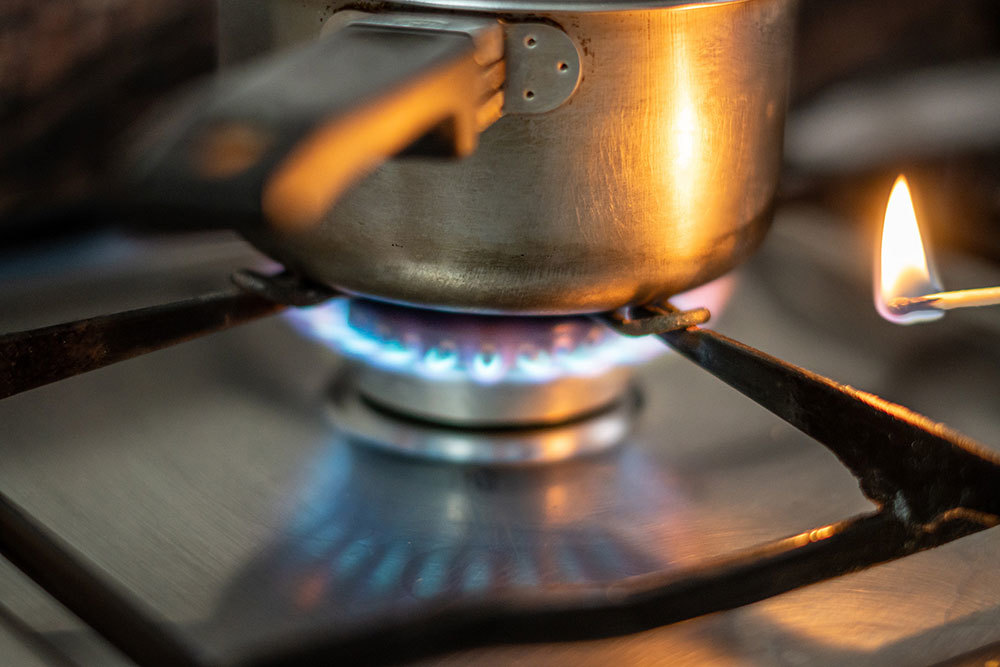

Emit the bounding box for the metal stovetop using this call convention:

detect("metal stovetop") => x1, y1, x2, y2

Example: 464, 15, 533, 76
2, 206, 1000, 665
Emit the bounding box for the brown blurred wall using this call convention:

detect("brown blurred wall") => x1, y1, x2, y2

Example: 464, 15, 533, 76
0, 1, 214, 217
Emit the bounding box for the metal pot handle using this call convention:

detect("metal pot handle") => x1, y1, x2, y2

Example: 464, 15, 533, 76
123, 12, 504, 231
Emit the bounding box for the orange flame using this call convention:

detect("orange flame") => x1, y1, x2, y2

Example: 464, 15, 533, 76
874, 175, 943, 324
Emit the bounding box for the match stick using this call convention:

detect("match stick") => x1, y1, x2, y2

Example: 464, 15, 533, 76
887, 286, 1000, 315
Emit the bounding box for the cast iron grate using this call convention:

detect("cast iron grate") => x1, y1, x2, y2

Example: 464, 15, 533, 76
0, 272, 998, 666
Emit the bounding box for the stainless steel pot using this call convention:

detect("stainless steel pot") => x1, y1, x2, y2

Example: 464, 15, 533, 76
134, 0, 796, 314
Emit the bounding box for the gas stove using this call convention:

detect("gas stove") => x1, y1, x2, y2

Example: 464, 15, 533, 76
2, 206, 1000, 666
4, 1, 1000, 664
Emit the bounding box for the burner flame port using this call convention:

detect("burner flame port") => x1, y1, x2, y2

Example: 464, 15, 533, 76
286, 298, 662, 427
287, 299, 665, 388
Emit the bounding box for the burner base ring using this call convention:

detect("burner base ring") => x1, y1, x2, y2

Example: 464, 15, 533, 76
354, 363, 634, 427
326, 368, 639, 465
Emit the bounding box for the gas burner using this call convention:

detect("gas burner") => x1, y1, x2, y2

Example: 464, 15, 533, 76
286, 278, 734, 462
287, 298, 662, 426
292, 299, 654, 462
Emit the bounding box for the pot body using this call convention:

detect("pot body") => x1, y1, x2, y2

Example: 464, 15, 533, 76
224, 0, 796, 314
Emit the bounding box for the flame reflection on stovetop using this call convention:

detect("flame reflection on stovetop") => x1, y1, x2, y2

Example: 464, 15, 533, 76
206, 441, 695, 630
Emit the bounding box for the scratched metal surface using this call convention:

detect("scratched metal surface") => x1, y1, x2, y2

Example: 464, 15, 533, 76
1, 208, 1000, 665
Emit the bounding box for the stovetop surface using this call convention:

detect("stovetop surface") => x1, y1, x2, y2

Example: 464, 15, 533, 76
2, 207, 1000, 665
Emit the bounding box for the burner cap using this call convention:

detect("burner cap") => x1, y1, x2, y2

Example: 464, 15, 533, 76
327, 367, 639, 465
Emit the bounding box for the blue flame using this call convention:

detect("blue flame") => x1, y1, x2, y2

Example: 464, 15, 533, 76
284, 299, 666, 385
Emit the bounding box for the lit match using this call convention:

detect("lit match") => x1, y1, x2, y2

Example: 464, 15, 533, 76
874, 175, 944, 325
875, 175, 1000, 322
887, 286, 1000, 315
